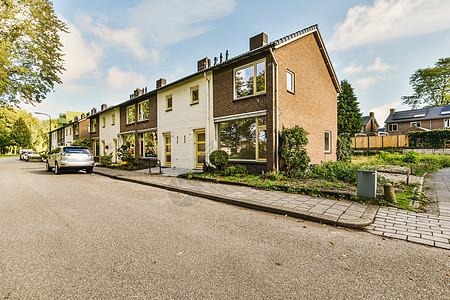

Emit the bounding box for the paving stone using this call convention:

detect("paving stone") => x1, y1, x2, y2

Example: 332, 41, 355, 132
420, 234, 449, 244
396, 230, 421, 238
434, 242, 450, 250
407, 236, 434, 246
382, 232, 407, 240
365, 229, 383, 236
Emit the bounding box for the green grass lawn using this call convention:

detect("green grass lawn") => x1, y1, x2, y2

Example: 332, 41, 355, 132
0, 154, 19, 158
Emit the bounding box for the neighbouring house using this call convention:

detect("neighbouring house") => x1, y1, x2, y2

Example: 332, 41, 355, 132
63, 122, 73, 146
87, 107, 100, 160
385, 106, 450, 135
97, 104, 121, 163
361, 112, 380, 136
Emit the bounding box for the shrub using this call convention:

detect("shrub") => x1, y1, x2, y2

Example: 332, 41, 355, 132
221, 164, 248, 176
402, 151, 419, 163
210, 150, 229, 170
264, 170, 286, 181
117, 145, 133, 162
100, 153, 113, 166
279, 126, 310, 177
408, 130, 450, 149
307, 161, 368, 185
72, 138, 91, 148
337, 133, 352, 163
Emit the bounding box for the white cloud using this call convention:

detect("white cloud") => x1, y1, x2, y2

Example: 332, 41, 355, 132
355, 76, 384, 90
22, 101, 61, 119
60, 18, 103, 83
343, 62, 364, 74
330, 0, 450, 50
130, 0, 236, 47
367, 101, 409, 125
105, 66, 147, 90
77, 13, 160, 62
367, 57, 395, 73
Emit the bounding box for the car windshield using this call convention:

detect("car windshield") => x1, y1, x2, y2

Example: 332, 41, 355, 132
30, 151, 38, 155
64, 148, 91, 154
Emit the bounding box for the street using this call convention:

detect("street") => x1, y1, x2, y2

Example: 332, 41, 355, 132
0, 157, 448, 299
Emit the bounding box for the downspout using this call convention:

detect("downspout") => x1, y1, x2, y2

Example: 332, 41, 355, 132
204, 71, 211, 165
269, 47, 279, 172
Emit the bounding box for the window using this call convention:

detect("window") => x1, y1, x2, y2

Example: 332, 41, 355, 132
111, 113, 115, 125
124, 134, 135, 157
324, 131, 331, 153
138, 100, 149, 121
91, 118, 97, 133
445, 119, 450, 128
287, 70, 295, 93
234, 60, 266, 99
102, 117, 106, 127
74, 123, 79, 135
219, 116, 266, 161
141, 131, 157, 157
388, 123, 398, 131
127, 105, 135, 124
92, 139, 100, 156
410, 121, 421, 127
191, 86, 199, 104
166, 95, 173, 110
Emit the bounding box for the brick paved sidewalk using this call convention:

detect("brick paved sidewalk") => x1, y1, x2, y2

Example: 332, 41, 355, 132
365, 168, 450, 250
93, 167, 378, 228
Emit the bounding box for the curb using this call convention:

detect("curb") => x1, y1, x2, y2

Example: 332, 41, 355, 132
93, 170, 378, 229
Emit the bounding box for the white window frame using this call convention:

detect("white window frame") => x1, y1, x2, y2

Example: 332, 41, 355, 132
287, 69, 295, 93
445, 119, 450, 128
388, 123, 398, 132
410, 121, 421, 127
324, 131, 331, 153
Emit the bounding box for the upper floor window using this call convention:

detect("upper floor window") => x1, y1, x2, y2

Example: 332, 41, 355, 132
410, 121, 421, 127
91, 118, 97, 133
127, 105, 135, 124
234, 59, 266, 99
324, 131, 331, 153
445, 119, 450, 128
111, 113, 116, 125
138, 100, 149, 121
191, 86, 199, 104
102, 117, 106, 127
388, 123, 398, 131
287, 70, 295, 93
166, 95, 173, 111
74, 123, 79, 135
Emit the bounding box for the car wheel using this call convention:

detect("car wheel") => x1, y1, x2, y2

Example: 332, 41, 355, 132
46, 161, 53, 172
54, 163, 61, 175
86, 167, 93, 174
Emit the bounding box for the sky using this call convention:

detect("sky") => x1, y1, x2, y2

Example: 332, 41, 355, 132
25, 0, 450, 126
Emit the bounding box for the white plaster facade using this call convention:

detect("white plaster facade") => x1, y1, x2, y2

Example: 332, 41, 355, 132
64, 124, 73, 146
51, 131, 57, 150
98, 107, 121, 162
157, 71, 216, 169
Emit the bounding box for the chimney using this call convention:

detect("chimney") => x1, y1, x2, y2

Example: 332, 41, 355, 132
390, 108, 396, 114
134, 88, 143, 97
197, 57, 211, 72
101, 104, 107, 111
156, 78, 166, 89
74, 116, 78, 122
81, 113, 85, 119
250, 32, 268, 51
369, 112, 374, 117
91, 107, 97, 115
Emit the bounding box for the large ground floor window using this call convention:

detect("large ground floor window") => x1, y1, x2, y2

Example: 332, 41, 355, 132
139, 131, 158, 157
123, 134, 135, 157
219, 116, 267, 161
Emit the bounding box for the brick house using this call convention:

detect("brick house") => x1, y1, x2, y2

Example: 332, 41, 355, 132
385, 105, 450, 135
361, 112, 380, 136
212, 24, 340, 172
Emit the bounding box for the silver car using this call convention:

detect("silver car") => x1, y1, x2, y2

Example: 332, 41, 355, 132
46, 146, 95, 174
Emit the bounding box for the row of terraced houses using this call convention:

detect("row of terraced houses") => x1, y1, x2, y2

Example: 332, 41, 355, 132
50, 25, 340, 173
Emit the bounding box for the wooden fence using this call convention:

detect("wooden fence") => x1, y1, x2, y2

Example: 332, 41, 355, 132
352, 135, 409, 149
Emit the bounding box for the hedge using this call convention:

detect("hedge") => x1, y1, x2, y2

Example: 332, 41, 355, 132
408, 130, 450, 149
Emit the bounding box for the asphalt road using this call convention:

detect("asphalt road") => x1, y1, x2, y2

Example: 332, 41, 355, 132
0, 157, 449, 299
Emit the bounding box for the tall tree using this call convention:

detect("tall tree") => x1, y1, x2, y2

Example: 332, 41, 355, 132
337, 80, 363, 136
10, 117, 31, 148
402, 57, 450, 108
0, 0, 68, 106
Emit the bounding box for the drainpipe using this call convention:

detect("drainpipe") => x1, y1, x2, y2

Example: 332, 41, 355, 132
269, 48, 279, 172
204, 71, 211, 164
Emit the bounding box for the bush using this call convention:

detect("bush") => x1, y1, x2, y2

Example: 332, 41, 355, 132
117, 145, 133, 162
408, 130, 450, 149
264, 170, 286, 181
337, 133, 352, 163
100, 153, 113, 166
279, 126, 310, 177
72, 138, 91, 148
210, 150, 229, 170
402, 151, 419, 163
221, 164, 248, 176
307, 161, 369, 185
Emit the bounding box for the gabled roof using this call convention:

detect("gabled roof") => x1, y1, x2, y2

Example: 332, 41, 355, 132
362, 116, 371, 126
385, 105, 450, 123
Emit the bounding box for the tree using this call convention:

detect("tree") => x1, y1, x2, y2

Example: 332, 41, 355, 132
10, 117, 31, 148
337, 80, 363, 136
279, 126, 310, 177
0, 0, 68, 106
402, 57, 450, 108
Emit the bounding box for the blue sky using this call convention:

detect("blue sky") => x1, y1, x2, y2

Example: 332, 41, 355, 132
27, 0, 450, 125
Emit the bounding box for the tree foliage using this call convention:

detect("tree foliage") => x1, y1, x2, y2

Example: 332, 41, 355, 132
336, 133, 352, 163
408, 130, 450, 149
402, 58, 450, 108
10, 117, 31, 147
0, 0, 68, 106
337, 80, 363, 136
209, 150, 229, 170
279, 126, 310, 177
72, 138, 91, 148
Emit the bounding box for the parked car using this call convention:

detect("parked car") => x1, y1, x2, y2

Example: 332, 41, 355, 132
46, 146, 95, 174
19, 149, 33, 161
26, 151, 42, 162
